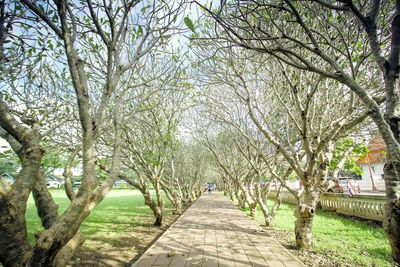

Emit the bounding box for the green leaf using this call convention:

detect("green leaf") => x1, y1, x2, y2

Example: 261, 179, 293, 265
141, 5, 151, 14
184, 17, 195, 33
137, 25, 143, 36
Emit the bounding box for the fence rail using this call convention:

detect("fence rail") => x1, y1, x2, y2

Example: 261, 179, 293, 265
269, 191, 386, 222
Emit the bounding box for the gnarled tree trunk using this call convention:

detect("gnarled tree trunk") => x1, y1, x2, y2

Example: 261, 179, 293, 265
161, 182, 183, 215
153, 207, 164, 227
32, 172, 58, 229
173, 200, 182, 215
53, 231, 85, 267
248, 201, 257, 218
294, 189, 317, 250
153, 180, 165, 227
0, 110, 44, 266
237, 192, 246, 210
256, 183, 281, 227
383, 154, 400, 263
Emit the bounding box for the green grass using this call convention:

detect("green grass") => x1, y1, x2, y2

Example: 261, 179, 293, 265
25, 189, 172, 244
25, 191, 392, 266
246, 202, 392, 267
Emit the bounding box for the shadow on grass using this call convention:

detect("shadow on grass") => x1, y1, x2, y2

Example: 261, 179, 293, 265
238, 200, 393, 266
70, 234, 147, 267
25, 190, 178, 266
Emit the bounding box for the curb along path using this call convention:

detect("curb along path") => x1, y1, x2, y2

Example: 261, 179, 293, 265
132, 193, 304, 267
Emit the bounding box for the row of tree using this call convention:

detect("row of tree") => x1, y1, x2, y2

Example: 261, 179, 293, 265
1, 0, 400, 265
187, 0, 400, 263
0, 1, 211, 266
191, 45, 370, 248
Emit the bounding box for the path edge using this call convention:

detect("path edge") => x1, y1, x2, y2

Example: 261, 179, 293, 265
130, 196, 200, 267
228, 195, 306, 267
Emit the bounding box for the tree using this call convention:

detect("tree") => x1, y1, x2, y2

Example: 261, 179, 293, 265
192, 41, 369, 248
119, 60, 188, 225
196, 88, 286, 225
172, 142, 210, 205
0, 0, 183, 265
329, 137, 369, 181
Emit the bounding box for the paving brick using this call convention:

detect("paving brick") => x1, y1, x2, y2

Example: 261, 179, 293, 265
169, 255, 188, 267
132, 193, 303, 267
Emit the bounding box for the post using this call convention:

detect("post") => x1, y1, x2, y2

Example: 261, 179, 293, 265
366, 153, 378, 191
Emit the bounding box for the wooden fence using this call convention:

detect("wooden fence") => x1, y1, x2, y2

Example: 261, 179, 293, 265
269, 191, 386, 222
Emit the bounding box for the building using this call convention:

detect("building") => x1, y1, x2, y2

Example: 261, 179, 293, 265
357, 139, 386, 191
113, 180, 131, 188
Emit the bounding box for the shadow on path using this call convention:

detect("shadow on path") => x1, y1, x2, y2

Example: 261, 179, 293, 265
132, 193, 304, 267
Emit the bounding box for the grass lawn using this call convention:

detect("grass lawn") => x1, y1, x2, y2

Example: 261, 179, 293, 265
248, 202, 392, 267
25, 189, 175, 266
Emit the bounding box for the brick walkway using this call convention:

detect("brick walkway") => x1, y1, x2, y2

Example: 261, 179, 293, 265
132, 193, 304, 267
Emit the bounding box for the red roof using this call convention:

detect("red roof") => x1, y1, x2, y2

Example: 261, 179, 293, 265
357, 138, 386, 164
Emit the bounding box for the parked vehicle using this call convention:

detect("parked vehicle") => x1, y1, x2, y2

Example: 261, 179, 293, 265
327, 177, 360, 194
46, 175, 64, 188
113, 180, 130, 188
287, 180, 301, 190
270, 181, 281, 190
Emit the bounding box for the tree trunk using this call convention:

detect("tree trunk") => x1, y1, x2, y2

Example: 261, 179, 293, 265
140, 186, 163, 226
239, 183, 257, 218
153, 181, 164, 226
383, 157, 400, 263
53, 231, 85, 267
0, 207, 32, 266
154, 209, 163, 227
294, 189, 317, 250
173, 198, 182, 215
249, 201, 257, 218
32, 173, 58, 229
0, 129, 43, 266
190, 189, 197, 202
160, 182, 183, 215
267, 189, 281, 227
0, 174, 36, 266
256, 192, 272, 226
237, 194, 246, 209
264, 216, 274, 227
229, 190, 234, 201
195, 185, 202, 198
255, 182, 281, 227
166, 191, 182, 215
234, 189, 246, 209
30, 212, 85, 266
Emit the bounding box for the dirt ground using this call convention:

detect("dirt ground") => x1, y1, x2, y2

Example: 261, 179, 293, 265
262, 227, 351, 267
69, 215, 178, 267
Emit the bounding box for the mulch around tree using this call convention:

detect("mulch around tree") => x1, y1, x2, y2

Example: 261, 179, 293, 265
68, 216, 178, 267
261, 227, 354, 267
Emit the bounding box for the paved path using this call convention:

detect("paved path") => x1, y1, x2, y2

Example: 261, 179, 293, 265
133, 193, 303, 267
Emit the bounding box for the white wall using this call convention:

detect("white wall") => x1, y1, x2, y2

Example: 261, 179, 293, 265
53, 167, 83, 177
0, 138, 10, 153
359, 163, 385, 191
